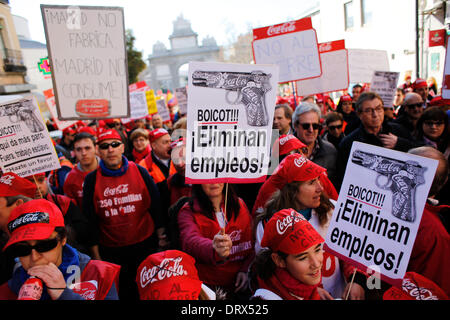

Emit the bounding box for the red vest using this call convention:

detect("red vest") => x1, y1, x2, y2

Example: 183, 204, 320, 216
167, 174, 192, 206
93, 162, 154, 247
63, 166, 91, 209
192, 199, 253, 287
0, 259, 120, 300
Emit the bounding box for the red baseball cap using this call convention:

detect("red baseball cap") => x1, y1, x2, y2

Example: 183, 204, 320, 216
276, 135, 307, 156
97, 129, 121, 143
413, 79, 428, 89
136, 250, 203, 300
77, 126, 96, 136
0, 172, 37, 199
340, 94, 352, 102
3, 199, 65, 251
170, 138, 185, 149
272, 153, 326, 185
383, 272, 449, 300
261, 208, 324, 255
62, 127, 76, 136
149, 128, 169, 143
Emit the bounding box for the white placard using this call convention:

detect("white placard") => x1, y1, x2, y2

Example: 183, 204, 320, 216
348, 49, 390, 83
186, 61, 279, 184
324, 142, 438, 286
41, 5, 129, 120
174, 87, 188, 115
252, 18, 321, 83
0, 96, 61, 177
156, 99, 171, 122
370, 71, 400, 107
121, 91, 149, 124
297, 40, 349, 96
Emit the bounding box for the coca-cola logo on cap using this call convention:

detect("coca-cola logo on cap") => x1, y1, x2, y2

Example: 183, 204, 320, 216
267, 21, 296, 36
276, 210, 305, 235
294, 156, 307, 168
0, 174, 15, 186
140, 257, 187, 288
8, 212, 50, 233
279, 135, 295, 146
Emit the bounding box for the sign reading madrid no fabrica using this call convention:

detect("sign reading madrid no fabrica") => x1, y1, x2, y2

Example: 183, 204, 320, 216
41, 5, 130, 120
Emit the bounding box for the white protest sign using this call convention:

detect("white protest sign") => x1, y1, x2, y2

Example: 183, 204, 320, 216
348, 49, 389, 83
296, 39, 349, 96
174, 87, 188, 115
370, 71, 400, 108
43, 88, 77, 131
156, 99, 171, 122
252, 18, 321, 83
324, 142, 438, 286
41, 5, 129, 120
0, 96, 61, 177
121, 91, 149, 124
186, 61, 279, 184
441, 35, 450, 99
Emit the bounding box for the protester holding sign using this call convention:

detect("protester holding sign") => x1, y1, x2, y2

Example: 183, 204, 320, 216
82, 129, 167, 300
0, 199, 120, 300
253, 154, 357, 299
251, 209, 324, 300
177, 183, 254, 300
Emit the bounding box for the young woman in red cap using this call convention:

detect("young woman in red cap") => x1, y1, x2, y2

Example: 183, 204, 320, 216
252, 208, 325, 300
177, 183, 254, 299
253, 153, 365, 300
0, 199, 120, 300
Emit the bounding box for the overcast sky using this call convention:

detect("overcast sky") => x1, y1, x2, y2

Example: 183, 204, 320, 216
10, 0, 314, 58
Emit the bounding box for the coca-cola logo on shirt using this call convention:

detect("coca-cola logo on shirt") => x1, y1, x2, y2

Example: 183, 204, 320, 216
103, 184, 129, 197
267, 21, 296, 36
402, 278, 438, 300
276, 210, 305, 235
140, 257, 187, 288
72, 280, 98, 300
229, 230, 242, 242
0, 174, 14, 186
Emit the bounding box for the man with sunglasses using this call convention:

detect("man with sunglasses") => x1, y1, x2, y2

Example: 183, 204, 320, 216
0, 199, 120, 300
393, 92, 425, 133
322, 112, 345, 151
82, 129, 166, 300
0, 172, 36, 285
292, 102, 338, 185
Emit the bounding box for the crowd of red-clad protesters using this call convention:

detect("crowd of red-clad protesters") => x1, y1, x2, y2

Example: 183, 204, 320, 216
0, 77, 449, 301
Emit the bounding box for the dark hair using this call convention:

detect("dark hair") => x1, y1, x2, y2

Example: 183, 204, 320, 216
414, 107, 448, 152
189, 184, 241, 221
253, 181, 333, 238
355, 91, 383, 113
73, 132, 96, 145
253, 249, 288, 280
5, 195, 32, 207
396, 87, 405, 95
353, 84, 363, 90
325, 112, 343, 125
275, 104, 293, 120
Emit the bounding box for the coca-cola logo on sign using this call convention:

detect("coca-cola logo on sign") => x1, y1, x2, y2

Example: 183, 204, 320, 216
276, 210, 305, 235
103, 184, 129, 197
267, 21, 296, 36
140, 257, 187, 288
319, 42, 332, 52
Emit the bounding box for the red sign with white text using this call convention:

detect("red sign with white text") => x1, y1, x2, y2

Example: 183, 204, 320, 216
429, 29, 446, 47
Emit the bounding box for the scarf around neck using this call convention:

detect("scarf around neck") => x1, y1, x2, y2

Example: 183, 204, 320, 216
257, 267, 321, 300
99, 155, 128, 177
132, 144, 151, 163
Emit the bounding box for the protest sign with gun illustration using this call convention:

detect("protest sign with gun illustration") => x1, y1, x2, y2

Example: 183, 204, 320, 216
191, 70, 272, 127
351, 149, 426, 222
0, 99, 45, 133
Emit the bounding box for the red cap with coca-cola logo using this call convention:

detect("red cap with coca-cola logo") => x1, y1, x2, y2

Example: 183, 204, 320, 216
97, 129, 121, 143
413, 78, 428, 89
272, 153, 326, 185
149, 128, 169, 143
276, 134, 307, 156
136, 250, 203, 300
261, 208, 324, 255
0, 172, 37, 199
383, 272, 449, 300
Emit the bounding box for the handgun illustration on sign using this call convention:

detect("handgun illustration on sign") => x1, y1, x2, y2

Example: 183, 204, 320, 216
191, 70, 272, 127
351, 149, 426, 222
0, 99, 45, 133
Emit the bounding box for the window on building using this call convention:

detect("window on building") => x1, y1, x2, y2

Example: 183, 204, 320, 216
0, 21, 7, 58
361, 0, 373, 26
344, 1, 354, 30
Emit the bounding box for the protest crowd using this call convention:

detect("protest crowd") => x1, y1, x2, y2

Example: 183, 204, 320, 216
0, 76, 449, 301
0, 6, 449, 302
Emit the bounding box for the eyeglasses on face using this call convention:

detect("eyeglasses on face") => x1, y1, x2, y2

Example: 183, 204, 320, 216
424, 120, 445, 127
98, 141, 122, 150
406, 103, 423, 110
299, 123, 321, 130
7, 237, 60, 257
360, 106, 384, 114
328, 124, 343, 131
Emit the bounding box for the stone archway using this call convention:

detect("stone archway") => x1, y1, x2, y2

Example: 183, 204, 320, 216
140, 15, 220, 92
